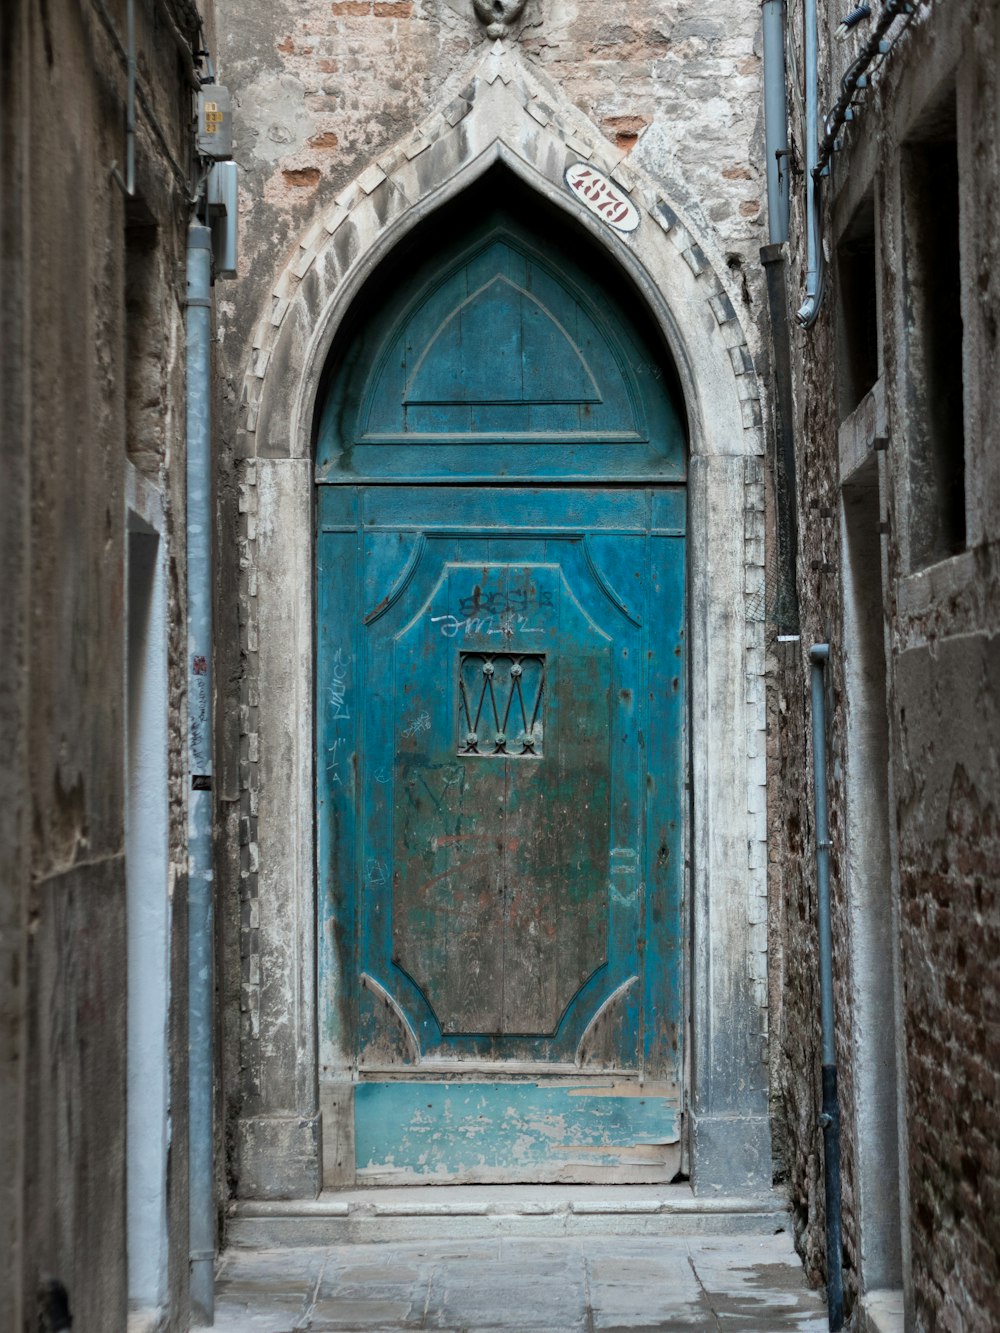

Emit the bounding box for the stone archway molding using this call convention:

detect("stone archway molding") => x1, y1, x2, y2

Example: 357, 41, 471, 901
238, 39, 764, 463
233, 37, 772, 1202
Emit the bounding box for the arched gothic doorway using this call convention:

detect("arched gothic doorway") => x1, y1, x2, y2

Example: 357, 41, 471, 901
315, 176, 689, 1184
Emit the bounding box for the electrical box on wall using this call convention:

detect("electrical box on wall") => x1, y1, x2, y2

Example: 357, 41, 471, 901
207, 162, 238, 279
197, 86, 233, 160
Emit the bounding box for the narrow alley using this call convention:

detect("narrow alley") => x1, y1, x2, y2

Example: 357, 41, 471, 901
205, 1199, 831, 1333
4, 1, 999, 1331
208, 1234, 829, 1332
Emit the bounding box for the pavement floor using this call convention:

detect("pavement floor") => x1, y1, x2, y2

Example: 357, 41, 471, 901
205, 1230, 829, 1332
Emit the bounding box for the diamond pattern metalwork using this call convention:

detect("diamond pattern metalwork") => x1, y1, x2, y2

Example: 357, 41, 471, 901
458, 653, 545, 756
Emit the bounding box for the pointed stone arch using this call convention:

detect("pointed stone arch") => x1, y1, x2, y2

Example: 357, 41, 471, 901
239, 40, 762, 463
232, 40, 772, 1203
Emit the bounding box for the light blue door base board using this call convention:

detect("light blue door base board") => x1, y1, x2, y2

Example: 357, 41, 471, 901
354, 1081, 680, 1184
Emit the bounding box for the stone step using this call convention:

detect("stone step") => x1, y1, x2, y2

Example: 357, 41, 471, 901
226, 1184, 790, 1247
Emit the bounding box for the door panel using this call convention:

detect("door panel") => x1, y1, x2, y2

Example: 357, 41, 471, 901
317, 486, 686, 1182
389, 559, 617, 1042
353, 1081, 679, 1180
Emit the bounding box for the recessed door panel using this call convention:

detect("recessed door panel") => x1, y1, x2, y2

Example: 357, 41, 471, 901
387, 559, 616, 1043
317, 487, 686, 1182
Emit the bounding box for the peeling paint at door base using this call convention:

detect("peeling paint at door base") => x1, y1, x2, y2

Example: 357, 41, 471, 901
355, 1081, 680, 1183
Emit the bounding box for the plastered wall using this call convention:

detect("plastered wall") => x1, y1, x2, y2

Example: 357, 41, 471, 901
0, 0, 205, 1326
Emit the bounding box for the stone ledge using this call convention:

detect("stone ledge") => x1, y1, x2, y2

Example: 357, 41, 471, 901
126, 1311, 163, 1333
226, 1184, 790, 1247
859, 1288, 905, 1333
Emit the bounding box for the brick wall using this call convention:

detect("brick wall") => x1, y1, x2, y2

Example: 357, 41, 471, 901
215, 0, 768, 383
773, 0, 1000, 1327
896, 635, 1000, 1325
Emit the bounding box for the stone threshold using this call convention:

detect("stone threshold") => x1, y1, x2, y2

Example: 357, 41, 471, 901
226, 1183, 790, 1246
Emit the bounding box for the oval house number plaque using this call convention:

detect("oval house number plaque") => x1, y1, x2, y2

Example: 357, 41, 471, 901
565, 163, 640, 234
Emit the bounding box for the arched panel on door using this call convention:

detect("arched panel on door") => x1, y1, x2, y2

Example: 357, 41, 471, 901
315, 173, 686, 484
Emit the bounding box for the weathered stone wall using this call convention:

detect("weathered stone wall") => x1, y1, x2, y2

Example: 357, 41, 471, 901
0, 1, 207, 1327
895, 631, 1000, 1325
216, 0, 768, 390
0, 4, 31, 1322
767, 637, 828, 1289
886, 14, 1000, 1322
772, 0, 1000, 1326
214, 0, 774, 1202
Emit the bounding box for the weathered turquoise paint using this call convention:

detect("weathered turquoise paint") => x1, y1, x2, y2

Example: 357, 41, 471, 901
355, 1082, 679, 1175
316, 211, 685, 483
316, 211, 687, 1180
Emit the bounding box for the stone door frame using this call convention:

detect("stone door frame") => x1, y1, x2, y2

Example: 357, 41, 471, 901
232, 41, 771, 1200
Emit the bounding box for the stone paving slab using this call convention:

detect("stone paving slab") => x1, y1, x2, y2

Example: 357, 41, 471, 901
201, 1228, 828, 1332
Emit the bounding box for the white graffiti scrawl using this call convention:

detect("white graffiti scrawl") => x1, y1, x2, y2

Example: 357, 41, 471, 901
329, 647, 350, 720
430, 611, 542, 639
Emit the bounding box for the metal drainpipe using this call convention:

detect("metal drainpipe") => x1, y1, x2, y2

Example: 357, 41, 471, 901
186, 222, 215, 1326
796, 0, 825, 327
762, 0, 790, 245
760, 0, 800, 633
760, 249, 800, 633
111, 0, 135, 196
810, 644, 844, 1331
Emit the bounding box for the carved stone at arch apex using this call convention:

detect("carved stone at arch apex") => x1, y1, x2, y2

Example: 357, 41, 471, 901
473, 0, 528, 39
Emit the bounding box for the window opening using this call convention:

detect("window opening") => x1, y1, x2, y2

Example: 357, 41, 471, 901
836, 192, 879, 419
901, 94, 966, 568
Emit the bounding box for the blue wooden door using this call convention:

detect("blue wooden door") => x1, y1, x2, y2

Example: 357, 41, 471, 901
317, 209, 687, 1182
